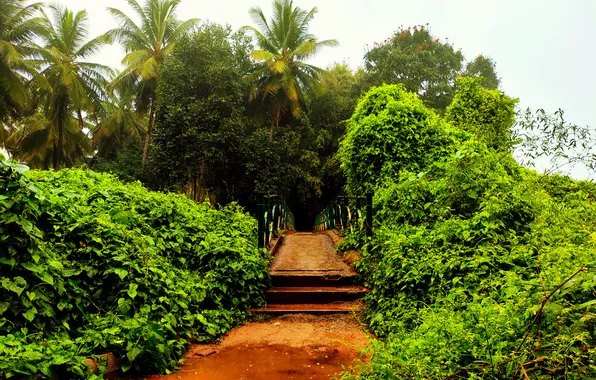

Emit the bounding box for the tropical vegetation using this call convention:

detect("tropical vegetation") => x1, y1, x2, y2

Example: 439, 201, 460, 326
338, 81, 596, 379
1, 0, 595, 378
0, 155, 268, 377
242, 0, 338, 139
106, 0, 198, 168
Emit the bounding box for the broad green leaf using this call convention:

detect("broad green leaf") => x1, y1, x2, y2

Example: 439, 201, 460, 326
36, 272, 54, 286
21, 262, 42, 273
127, 346, 142, 362
114, 268, 128, 280
48, 260, 64, 271
2, 277, 27, 296
22, 307, 37, 322
0, 302, 9, 315
127, 283, 138, 299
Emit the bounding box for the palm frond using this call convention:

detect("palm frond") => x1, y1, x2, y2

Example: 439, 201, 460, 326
243, 0, 336, 131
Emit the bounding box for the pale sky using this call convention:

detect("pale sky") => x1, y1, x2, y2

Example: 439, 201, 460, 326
56, 0, 596, 178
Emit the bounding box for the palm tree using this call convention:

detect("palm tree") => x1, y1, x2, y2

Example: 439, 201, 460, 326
8, 111, 91, 168
106, 0, 198, 169
0, 0, 46, 120
92, 78, 146, 158
29, 5, 112, 169
243, 0, 338, 140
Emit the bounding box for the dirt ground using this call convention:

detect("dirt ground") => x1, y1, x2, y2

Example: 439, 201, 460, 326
142, 314, 370, 380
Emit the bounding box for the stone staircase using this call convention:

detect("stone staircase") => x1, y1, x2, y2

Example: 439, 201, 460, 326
250, 232, 367, 315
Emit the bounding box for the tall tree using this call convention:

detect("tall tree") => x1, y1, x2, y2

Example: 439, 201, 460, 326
243, 0, 338, 140
446, 77, 516, 151
92, 79, 146, 159
8, 111, 91, 168
16, 5, 112, 169
106, 0, 198, 169
0, 0, 46, 121
463, 55, 500, 90
308, 63, 360, 155
151, 23, 252, 202
362, 25, 464, 111
306, 63, 360, 204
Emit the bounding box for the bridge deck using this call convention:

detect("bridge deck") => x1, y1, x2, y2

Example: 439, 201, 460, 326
270, 232, 353, 275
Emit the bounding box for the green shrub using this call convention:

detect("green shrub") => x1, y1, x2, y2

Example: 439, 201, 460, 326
339, 84, 463, 195
0, 158, 269, 378
343, 140, 596, 378
445, 76, 517, 152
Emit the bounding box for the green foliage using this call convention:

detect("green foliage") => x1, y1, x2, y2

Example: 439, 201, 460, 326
342, 138, 596, 378
243, 0, 338, 138
151, 22, 252, 200
464, 55, 501, 90
446, 77, 518, 152
0, 333, 102, 379
0, 157, 269, 378
339, 84, 461, 195
362, 25, 465, 111
307, 63, 361, 158
151, 22, 346, 227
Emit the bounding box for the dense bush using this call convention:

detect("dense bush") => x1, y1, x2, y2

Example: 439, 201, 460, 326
339, 85, 596, 378
343, 143, 596, 378
339, 84, 463, 195
0, 158, 269, 378
446, 77, 517, 152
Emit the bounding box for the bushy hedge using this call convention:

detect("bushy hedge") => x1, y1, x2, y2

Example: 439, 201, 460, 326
0, 158, 269, 378
338, 84, 463, 195
339, 84, 596, 378
445, 77, 518, 152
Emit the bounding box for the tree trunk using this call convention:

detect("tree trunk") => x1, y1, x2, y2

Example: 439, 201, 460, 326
77, 109, 84, 128
52, 143, 58, 169
192, 176, 197, 201
55, 120, 64, 170
269, 122, 274, 141
269, 105, 281, 141
142, 98, 156, 169
198, 159, 207, 202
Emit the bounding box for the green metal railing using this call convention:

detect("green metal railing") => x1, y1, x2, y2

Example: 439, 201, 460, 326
314, 193, 373, 236
257, 193, 295, 249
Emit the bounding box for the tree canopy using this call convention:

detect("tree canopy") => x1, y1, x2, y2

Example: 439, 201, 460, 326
362, 25, 500, 112
243, 0, 337, 139
107, 0, 199, 168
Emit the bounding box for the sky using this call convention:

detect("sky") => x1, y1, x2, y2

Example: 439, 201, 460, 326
56, 0, 596, 178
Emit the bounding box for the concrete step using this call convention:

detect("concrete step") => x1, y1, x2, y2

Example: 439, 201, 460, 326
265, 286, 367, 304
271, 271, 357, 287
250, 302, 362, 315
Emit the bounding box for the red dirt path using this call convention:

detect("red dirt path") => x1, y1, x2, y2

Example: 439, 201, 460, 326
143, 314, 370, 380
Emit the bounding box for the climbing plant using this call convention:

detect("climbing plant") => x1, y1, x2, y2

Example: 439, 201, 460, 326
446, 76, 518, 152
338, 85, 596, 379
338, 84, 462, 195
0, 156, 269, 378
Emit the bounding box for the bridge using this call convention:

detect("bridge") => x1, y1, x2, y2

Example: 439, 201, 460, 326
250, 194, 372, 314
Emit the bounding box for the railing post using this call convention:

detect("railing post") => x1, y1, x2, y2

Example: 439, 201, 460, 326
265, 194, 271, 246
366, 193, 373, 237
258, 193, 265, 249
